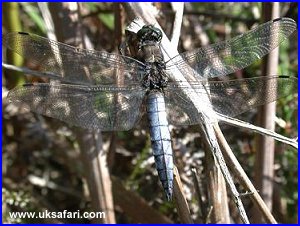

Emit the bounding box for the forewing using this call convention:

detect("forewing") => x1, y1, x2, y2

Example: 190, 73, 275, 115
164, 85, 205, 126
164, 76, 297, 126
3, 32, 145, 85
7, 84, 146, 131
166, 18, 296, 80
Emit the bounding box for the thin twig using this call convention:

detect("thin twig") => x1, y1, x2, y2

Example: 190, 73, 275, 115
202, 122, 249, 223
37, 2, 56, 40
2, 63, 62, 80
205, 206, 213, 223
214, 124, 277, 223
217, 113, 298, 149
173, 166, 193, 223
170, 2, 184, 47
253, 3, 279, 221
191, 168, 207, 222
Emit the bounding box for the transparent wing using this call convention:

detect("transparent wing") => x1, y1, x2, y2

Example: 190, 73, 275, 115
2, 32, 145, 85
7, 84, 146, 131
164, 76, 297, 126
165, 18, 296, 80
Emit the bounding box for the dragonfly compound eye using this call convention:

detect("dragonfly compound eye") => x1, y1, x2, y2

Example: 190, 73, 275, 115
137, 25, 163, 43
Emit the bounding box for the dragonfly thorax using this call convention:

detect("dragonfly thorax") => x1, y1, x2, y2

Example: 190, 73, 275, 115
136, 26, 167, 90
142, 62, 168, 90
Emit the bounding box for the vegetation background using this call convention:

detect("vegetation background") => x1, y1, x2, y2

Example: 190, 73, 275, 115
2, 2, 298, 223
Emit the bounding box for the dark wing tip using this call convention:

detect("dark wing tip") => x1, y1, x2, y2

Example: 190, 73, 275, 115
278, 75, 298, 81
278, 75, 291, 79
273, 18, 283, 22
23, 83, 35, 87
18, 31, 30, 35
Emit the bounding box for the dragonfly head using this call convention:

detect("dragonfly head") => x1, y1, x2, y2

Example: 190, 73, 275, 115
137, 25, 162, 45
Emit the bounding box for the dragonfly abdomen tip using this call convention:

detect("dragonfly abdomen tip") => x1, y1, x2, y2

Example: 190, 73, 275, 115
165, 188, 173, 201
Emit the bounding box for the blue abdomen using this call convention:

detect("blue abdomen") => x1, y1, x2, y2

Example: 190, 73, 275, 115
146, 91, 173, 201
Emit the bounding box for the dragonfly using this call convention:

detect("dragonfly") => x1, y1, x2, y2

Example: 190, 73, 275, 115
3, 18, 297, 201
